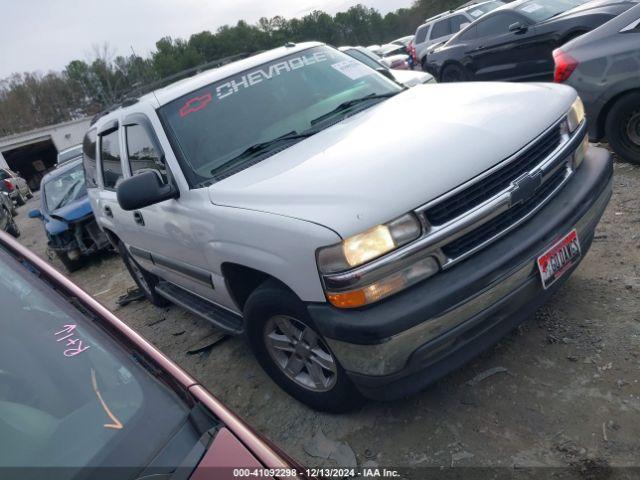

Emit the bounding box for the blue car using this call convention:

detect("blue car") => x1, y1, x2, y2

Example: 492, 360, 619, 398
29, 157, 110, 271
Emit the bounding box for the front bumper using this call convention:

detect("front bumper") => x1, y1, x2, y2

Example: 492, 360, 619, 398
307, 146, 612, 400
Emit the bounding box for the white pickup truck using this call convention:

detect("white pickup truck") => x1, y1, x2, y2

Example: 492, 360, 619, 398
85, 42, 612, 411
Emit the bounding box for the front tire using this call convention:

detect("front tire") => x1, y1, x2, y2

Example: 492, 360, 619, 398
605, 92, 640, 165
118, 242, 170, 307
244, 279, 363, 412
440, 63, 469, 83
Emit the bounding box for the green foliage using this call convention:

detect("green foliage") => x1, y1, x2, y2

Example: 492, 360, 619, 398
0, 0, 467, 136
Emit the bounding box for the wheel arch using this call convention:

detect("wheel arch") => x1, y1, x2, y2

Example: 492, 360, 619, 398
222, 262, 297, 311
101, 227, 120, 249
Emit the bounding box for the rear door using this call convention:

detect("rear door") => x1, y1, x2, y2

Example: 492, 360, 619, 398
468, 12, 536, 80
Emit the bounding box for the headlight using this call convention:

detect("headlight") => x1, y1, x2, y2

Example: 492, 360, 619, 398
326, 256, 439, 308
317, 213, 421, 274
567, 96, 585, 133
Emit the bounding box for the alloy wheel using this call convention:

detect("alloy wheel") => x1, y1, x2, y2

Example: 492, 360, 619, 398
264, 315, 337, 392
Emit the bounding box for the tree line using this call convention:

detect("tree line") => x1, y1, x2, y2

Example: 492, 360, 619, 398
0, 0, 465, 137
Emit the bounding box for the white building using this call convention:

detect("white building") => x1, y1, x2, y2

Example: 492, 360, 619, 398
0, 117, 91, 189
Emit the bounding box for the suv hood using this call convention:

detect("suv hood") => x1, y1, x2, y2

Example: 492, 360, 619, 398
208, 82, 575, 238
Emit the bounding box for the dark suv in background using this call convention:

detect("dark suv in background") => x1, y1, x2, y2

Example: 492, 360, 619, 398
427, 0, 639, 82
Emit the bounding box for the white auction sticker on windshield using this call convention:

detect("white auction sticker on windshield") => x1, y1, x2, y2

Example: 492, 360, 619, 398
521, 3, 542, 12
469, 9, 483, 17
331, 60, 373, 80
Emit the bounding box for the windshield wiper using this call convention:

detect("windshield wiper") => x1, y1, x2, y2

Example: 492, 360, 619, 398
310, 92, 400, 126
210, 130, 317, 178
52, 182, 82, 210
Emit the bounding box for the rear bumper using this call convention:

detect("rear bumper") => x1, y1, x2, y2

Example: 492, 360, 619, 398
307, 146, 612, 401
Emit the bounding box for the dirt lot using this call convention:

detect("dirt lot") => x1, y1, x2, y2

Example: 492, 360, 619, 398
15, 157, 640, 477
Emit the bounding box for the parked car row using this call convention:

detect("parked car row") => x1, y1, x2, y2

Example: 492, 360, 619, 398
418, 0, 640, 164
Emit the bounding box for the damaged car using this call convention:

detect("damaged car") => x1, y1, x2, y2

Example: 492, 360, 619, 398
29, 157, 110, 271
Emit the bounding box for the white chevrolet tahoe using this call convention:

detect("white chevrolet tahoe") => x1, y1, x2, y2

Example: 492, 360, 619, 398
85, 42, 612, 412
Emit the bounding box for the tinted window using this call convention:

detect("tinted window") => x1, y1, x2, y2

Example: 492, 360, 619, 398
344, 49, 383, 70
0, 169, 10, 181
99, 130, 123, 190
516, 0, 586, 22
457, 25, 478, 41
82, 130, 98, 188
159, 46, 400, 186
125, 124, 167, 182
450, 15, 470, 34
466, 0, 505, 19
415, 25, 429, 43
0, 246, 195, 474
477, 13, 521, 37
430, 19, 452, 39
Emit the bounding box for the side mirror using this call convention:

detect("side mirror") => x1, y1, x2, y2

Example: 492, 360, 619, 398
509, 22, 528, 33
117, 170, 178, 211
29, 209, 43, 219
459, 22, 470, 30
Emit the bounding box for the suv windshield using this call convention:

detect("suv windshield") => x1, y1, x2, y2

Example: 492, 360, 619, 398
43, 162, 87, 212
515, 0, 587, 21
0, 246, 191, 476
465, 0, 505, 19
159, 45, 402, 186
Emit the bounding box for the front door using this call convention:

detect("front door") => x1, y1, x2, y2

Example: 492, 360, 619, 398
119, 118, 218, 303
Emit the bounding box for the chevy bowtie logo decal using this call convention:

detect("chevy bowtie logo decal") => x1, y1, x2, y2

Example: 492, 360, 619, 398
179, 93, 213, 117
510, 172, 542, 206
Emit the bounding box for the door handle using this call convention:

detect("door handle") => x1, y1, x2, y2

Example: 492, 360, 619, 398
133, 211, 145, 226
104, 206, 113, 218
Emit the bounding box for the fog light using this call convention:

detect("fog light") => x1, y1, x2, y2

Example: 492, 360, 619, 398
326, 256, 439, 308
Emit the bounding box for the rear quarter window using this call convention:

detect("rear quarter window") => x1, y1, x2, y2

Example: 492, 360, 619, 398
82, 129, 98, 188
415, 25, 429, 44
430, 19, 452, 40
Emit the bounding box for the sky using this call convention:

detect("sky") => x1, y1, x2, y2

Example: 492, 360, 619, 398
0, 0, 410, 79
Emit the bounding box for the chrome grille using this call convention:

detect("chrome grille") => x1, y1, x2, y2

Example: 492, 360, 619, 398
441, 166, 568, 258
425, 125, 563, 225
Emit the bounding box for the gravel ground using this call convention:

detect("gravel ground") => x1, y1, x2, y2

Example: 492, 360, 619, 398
14, 156, 640, 477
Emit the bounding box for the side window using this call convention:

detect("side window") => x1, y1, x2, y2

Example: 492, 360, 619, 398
415, 25, 429, 44
82, 129, 98, 188
0, 169, 9, 181
430, 19, 452, 40
99, 129, 123, 190
477, 14, 519, 37
457, 25, 478, 41
450, 15, 470, 34
125, 124, 167, 182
